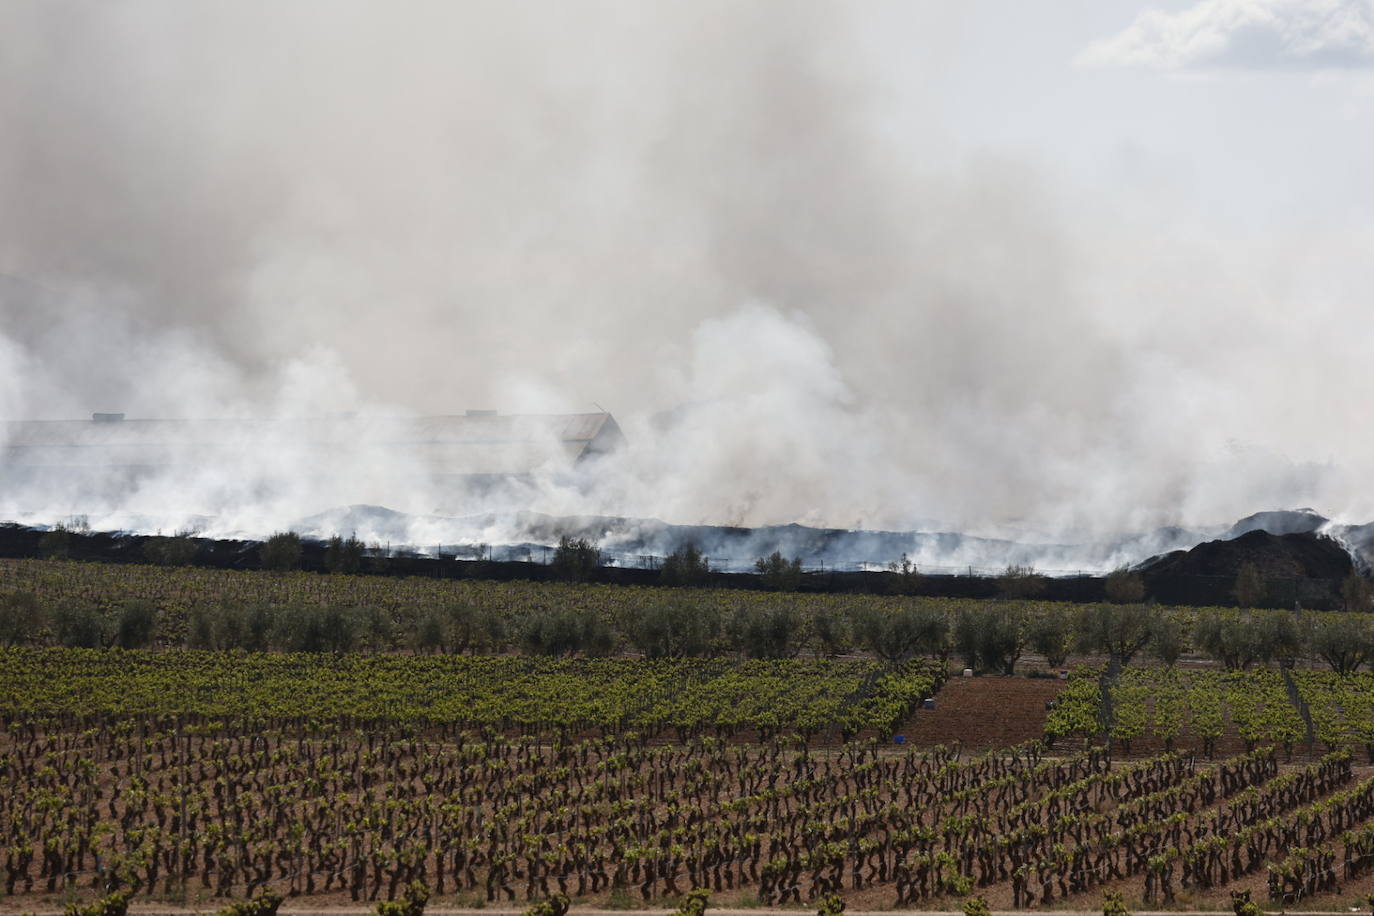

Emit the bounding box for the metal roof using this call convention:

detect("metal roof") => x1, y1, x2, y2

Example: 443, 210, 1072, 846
0, 412, 624, 477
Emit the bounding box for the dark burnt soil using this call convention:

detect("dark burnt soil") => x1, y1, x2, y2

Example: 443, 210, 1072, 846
1143, 530, 1353, 579
1141, 530, 1351, 607
898, 674, 1067, 752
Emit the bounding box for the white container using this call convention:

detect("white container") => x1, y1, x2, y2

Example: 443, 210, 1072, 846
962, 667, 973, 678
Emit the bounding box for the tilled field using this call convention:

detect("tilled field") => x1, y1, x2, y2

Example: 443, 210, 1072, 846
898, 675, 1065, 751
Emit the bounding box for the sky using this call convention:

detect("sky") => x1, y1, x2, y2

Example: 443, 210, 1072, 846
2, 0, 1372, 540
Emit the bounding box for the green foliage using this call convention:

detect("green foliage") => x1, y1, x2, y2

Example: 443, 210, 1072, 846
962, 895, 991, 916
1073, 603, 1153, 665
521, 893, 569, 916
1309, 613, 1374, 674
0, 648, 941, 737
113, 600, 158, 649
811, 609, 851, 657
520, 607, 614, 656
1103, 890, 1131, 916
853, 604, 947, 666
326, 533, 365, 574
260, 531, 303, 572
271, 603, 363, 653
0, 591, 41, 646
64, 890, 132, 916
817, 892, 846, 916
216, 889, 283, 916
621, 599, 718, 658
755, 551, 802, 591
1233, 560, 1267, 608
415, 601, 500, 654
1147, 613, 1185, 667
376, 881, 430, 916
661, 542, 711, 587
953, 604, 1025, 674
234, 603, 276, 652
1194, 609, 1299, 669
552, 535, 600, 582
1193, 611, 1251, 669
1026, 604, 1071, 668
1104, 566, 1146, 604
1230, 889, 1262, 916
53, 600, 105, 648
675, 889, 710, 916
728, 604, 802, 658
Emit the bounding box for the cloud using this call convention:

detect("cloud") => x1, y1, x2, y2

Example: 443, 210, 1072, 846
1080, 0, 1374, 70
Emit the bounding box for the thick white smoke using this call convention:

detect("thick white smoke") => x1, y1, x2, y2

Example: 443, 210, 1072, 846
2, 1, 1372, 562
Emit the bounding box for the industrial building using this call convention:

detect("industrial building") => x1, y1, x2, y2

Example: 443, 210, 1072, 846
0, 410, 624, 501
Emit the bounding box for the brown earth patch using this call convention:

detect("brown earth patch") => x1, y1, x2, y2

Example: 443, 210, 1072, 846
898, 673, 1067, 752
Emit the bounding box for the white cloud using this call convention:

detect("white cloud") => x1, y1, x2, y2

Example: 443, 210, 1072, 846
1080, 0, 1374, 70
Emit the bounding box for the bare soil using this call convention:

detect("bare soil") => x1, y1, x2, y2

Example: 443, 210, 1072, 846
898, 673, 1066, 751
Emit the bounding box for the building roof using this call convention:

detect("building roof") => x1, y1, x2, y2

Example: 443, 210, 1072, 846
0, 411, 624, 477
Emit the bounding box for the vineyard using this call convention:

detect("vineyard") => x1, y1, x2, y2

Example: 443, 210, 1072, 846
9, 558, 1374, 911
0, 649, 942, 741
7, 702, 1374, 913
1047, 667, 1374, 761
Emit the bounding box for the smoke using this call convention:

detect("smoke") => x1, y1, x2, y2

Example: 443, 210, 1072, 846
3, 1, 1373, 561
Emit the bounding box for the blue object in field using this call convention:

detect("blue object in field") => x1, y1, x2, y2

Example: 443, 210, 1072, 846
893, 735, 906, 744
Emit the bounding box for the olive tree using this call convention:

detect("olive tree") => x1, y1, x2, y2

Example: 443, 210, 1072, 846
260, 531, 303, 572
727, 605, 802, 658
1307, 613, 1373, 675
552, 536, 600, 582
1103, 567, 1146, 604
1073, 603, 1153, 667
1147, 614, 1186, 667
113, 599, 158, 649
953, 604, 1026, 675
661, 543, 711, 587
1026, 605, 1072, 669
755, 552, 803, 591
0, 592, 41, 646
621, 599, 718, 658
325, 533, 365, 574
1193, 609, 1299, 669
852, 604, 948, 666
520, 607, 614, 657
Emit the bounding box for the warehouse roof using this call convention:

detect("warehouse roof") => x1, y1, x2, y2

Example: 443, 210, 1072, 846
0, 411, 624, 477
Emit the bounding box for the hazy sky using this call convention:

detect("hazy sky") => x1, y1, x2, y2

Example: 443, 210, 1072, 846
2, 0, 1372, 535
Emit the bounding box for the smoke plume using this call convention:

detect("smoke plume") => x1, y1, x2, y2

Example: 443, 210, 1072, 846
2, 1, 1372, 562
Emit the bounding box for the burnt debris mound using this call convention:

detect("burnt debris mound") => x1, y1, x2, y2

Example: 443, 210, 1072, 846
1139, 530, 1353, 608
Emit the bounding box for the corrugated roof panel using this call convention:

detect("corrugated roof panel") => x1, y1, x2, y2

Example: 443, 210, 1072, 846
0, 412, 619, 475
